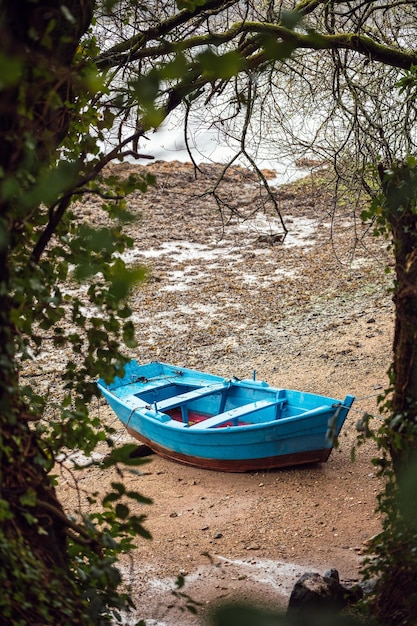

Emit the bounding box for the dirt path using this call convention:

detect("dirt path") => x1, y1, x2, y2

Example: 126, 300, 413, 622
56, 161, 393, 624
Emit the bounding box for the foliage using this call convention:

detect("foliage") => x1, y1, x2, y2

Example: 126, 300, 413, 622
356, 159, 417, 625
356, 391, 417, 624
211, 600, 369, 626
0, 1, 157, 623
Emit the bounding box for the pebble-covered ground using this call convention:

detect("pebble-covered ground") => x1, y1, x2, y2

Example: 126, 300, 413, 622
49, 160, 393, 625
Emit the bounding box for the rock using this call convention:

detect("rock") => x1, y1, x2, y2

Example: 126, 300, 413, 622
287, 569, 363, 614
358, 577, 378, 596
324, 568, 340, 583
256, 233, 284, 245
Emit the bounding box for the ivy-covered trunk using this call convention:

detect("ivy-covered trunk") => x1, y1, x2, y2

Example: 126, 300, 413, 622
0, 245, 89, 622
369, 161, 417, 625
1, 406, 86, 622
0, 2, 96, 622
383, 162, 417, 474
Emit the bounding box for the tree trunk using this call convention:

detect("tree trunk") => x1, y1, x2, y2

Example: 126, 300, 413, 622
370, 162, 417, 626
0, 1, 96, 622
382, 162, 417, 475
0, 406, 90, 623
0, 0, 94, 173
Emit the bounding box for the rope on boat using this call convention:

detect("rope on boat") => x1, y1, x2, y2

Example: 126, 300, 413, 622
347, 405, 385, 420
111, 370, 184, 389
334, 391, 388, 422
352, 392, 384, 402
126, 405, 143, 428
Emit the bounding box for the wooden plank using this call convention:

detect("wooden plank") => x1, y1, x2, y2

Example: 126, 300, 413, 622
190, 398, 278, 430
297, 404, 333, 418
155, 382, 229, 412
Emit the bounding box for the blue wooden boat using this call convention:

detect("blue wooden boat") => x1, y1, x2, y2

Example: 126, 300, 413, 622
97, 361, 354, 472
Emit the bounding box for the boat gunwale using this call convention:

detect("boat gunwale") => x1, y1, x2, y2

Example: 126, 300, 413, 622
108, 395, 350, 434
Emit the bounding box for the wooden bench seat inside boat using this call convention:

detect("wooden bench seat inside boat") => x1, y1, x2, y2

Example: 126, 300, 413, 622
190, 398, 283, 429
154, 382, 229, 412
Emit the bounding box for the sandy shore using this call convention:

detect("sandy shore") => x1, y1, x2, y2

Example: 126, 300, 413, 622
52, 160, 393, 624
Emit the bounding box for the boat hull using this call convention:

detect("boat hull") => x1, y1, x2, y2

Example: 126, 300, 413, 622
98, 361, 354, 473
126, 426, 332, 471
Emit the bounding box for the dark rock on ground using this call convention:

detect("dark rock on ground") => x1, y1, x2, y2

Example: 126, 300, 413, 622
287, 569, 363, 614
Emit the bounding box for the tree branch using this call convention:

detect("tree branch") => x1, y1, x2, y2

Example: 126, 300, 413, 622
96, 0, 239, 70
97, 12, 417, 73
30, 131, 152, 265
238, 22, 417, 71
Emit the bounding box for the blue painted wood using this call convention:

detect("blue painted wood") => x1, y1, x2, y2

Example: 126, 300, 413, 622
191, 398, 281, 429
154, 382, 229, 423
97, 361, 355, 472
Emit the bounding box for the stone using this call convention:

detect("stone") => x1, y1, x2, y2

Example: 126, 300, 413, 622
287, 569, 363, 614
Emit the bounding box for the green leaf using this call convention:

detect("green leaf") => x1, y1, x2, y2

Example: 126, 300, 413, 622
107, 262, 148, 300
130, 73, 160, 107
0, 54, 22, 89
102, 492, 122, 506
110, 482, 126, 495
126, 491, 153, 505
176, 0, 207, 11
159, 54, 189, 80
115, 503, 130, 519
22, 160, 80, 209
176, 574, 185, 589
101, 444, 151, 468
23, 512, 39, 525
197, 49, 244, 80
0, 499, 13, 521
260, 35, 297, 61
279, 9, 303, 29
19, 488, 37, 507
